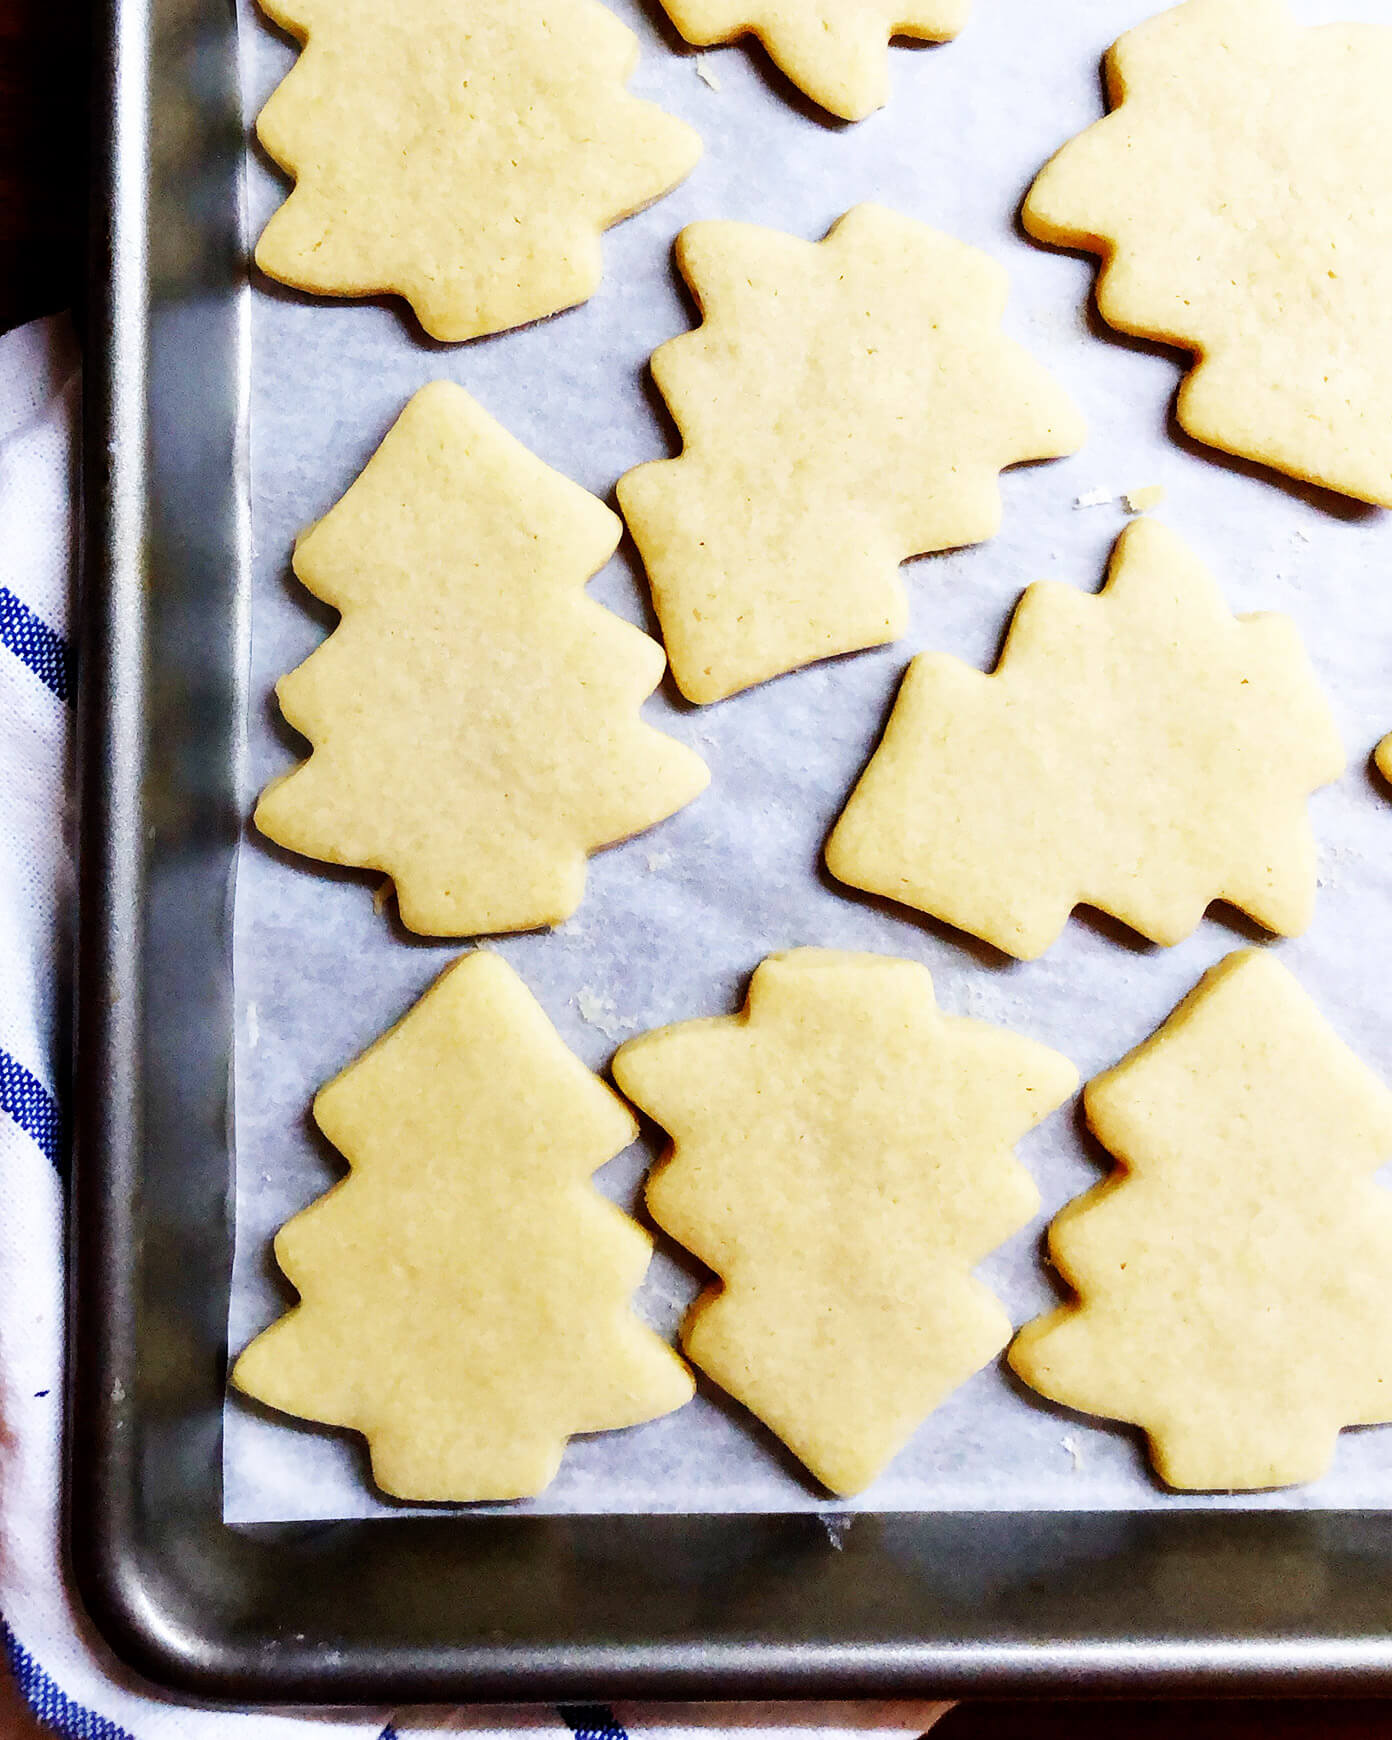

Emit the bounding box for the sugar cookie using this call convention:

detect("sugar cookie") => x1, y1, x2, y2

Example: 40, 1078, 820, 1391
256, 383, 709, 937
233, 952, 694, 1502
653, 0, 970, 122
255, 0, 701, 341
612, 950, 1077, 1494
1025, 0, 1392, 505
827, 519, 1343, 959
1011, 950, 1392, 1492
618, 206, 1084, 703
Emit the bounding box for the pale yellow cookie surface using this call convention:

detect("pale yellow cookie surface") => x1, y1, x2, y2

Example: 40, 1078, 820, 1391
827, 519, 1343, 959
256, 382, 708, 937
618, 205, 1084, 703
612, 950, 1077, 1495
233, 952, 694, 1503
656, 0, 970, 121
1376, 734, 1392, 787
255, 0, 700, 341
1025, 0, 1392, 505
1010, 950, 1392, 1492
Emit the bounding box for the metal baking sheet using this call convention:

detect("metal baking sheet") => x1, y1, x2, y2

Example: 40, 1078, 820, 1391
72, 0, 1392, 1703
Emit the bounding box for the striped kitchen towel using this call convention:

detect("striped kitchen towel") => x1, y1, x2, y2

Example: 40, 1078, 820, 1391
0, 310, 951, 1739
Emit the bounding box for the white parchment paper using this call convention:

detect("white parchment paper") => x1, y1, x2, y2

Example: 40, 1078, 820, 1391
227, 0, 1392, 1522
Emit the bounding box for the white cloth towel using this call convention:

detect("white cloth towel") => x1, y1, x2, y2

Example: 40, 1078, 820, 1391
0, 312, 951, 1739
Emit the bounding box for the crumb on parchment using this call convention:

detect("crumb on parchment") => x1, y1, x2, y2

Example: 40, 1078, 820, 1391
1124, 485, 1165, 513
575, 987, 628, 1042
694, 54, 721, 91
1317, 838, 1365, 890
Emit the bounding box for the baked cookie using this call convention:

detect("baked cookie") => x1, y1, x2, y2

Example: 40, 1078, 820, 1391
1025, 0, 1392, 505
827, 519, 1343, 959
653, 0, 970, 121
612, 950, 1077, 1494
1011, 950, 1392, 1491
618, 206, 1084, 703
233, 952, 694, 1502
256, 382, 708, 936
254, 0, 701, 341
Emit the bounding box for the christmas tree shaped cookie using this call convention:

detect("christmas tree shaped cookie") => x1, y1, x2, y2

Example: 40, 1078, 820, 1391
1011, 950, 1392, 1491
256, 383, 708, 937
612, 950, 1077, 1494
617, 206, 1085, 703
254, 0, 701, 341
827, 520, 1343, 959
233, 953, 694, 1502
654, 0, 970, 122
1025, 0, 1392, 505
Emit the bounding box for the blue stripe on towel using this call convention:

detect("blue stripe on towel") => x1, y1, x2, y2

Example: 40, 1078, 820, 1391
0, 585, 71, 703
0, 1046, 63, 1170
2, 1615, 141, 1740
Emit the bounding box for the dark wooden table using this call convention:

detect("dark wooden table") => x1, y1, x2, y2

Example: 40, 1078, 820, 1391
0, 0, 85, 334
3, 0, 1388, 1732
